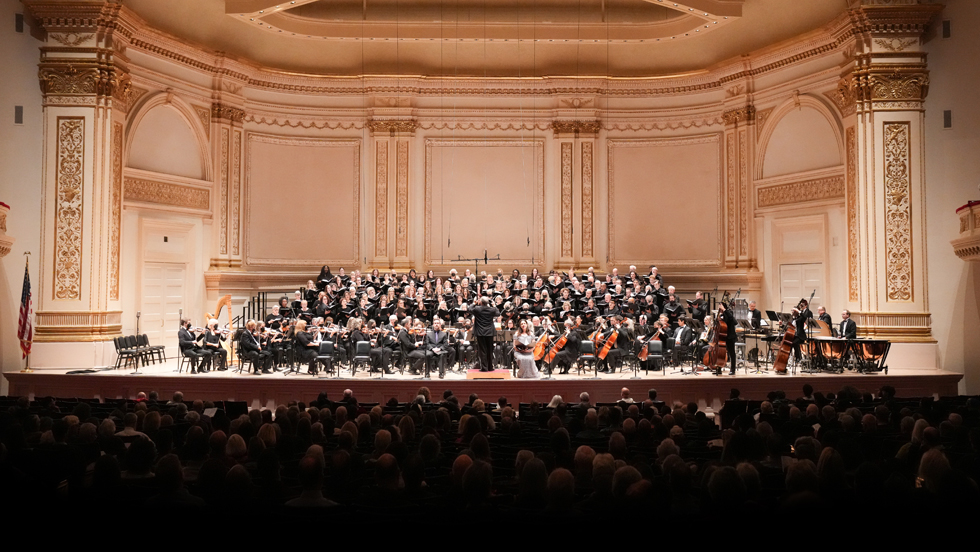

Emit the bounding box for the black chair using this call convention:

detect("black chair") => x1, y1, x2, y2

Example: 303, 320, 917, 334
351, 341, 372, 376
577, 339, 597, 377
236, 339, 254, 375
315, 341, 335, 377
113, 337, 140, 370
140, 334, 166, 363
644, 340, 665, 374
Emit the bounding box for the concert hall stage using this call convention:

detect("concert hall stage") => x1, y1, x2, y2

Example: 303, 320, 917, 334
3, 359, 963, 413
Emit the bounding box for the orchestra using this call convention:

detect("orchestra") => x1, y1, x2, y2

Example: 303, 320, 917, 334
175, 264, 885, 379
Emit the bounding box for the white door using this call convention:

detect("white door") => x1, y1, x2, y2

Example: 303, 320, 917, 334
142, 262, 186, 359
779, 263, 823, 313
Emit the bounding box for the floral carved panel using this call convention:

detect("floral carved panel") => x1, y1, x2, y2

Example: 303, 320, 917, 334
884, 122, 912, 302
54, 117, 85, 300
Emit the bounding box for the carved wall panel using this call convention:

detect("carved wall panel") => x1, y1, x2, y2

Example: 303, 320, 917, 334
884, 122, 912, 302
245, 134, 360, 266
396, 140, 409, 258
757, 176, 845, 208
726, 133, 737, 258
109, 122, 122, 300
375, 140, 388, 257
739, 129, 748, 257
608, 135, 723, 267
581, 142, 594, 259
232, 130, 241, 256
124, 178, 210, 210
846, 127, 859, 302
560, 142, 573, 258
424, 139, 544, 267
194, 105, 211, 139
54, 117, 84, 301
219, 128, 228, 255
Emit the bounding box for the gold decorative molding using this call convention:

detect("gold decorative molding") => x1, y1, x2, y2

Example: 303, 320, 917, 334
194, 105, 211, 139
420, 121, 551, 132
726, 133, 736, 258
0, 204, 13, 258
826, 76, 857, 117
124, 178, 210, 210
868, 71, 929, 102
54, 117, 84, 301
211, 102, 245, 123
232, 130, 242, 256
368, 120, 418, 135
738, 129, 748, 258
722, 105, 755, 126
757, 175, 845, 208
375, 140, 389, 258
395, 140, 409, 258
109, 122, 122, 301
552, 120, 601, 136
951, 202, 980, 262
875, 37, 917, 52
219, 128, 229, 254
49, 32, 93, 46
560, 142, 573, 258
581, 142, 594, 259
34, 311, 123, 342
245, 114, 364, 130
754, 108, 774, 140
605, 118, 724, 132
39, 65, 97, 95
884, 122, 912, 302
846, 127, 859, 302
851, 311, 933, 343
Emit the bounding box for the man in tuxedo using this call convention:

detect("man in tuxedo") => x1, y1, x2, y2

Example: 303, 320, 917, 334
397, 317, 426, 375
426, 318, 450, 379
839, 310, 857, 339
241, 319, 274, 374
470, 297, 500, 372
670, 317, 695, 366
178, 319, 211, 374
817, 306, 833, 327
747, 301, 762, 330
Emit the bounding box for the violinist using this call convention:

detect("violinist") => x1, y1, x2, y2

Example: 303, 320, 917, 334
293, 320, 319, 375
398, 317, 427, 375
364, 320, 392, 374
178, 319, 211, 374
205, 318, 228, 371
456, 316, 475, 366
241, 319, 273, 374
693, 315, 713, 360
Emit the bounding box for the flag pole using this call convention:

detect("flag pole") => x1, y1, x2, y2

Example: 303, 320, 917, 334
21, 252, 32, 373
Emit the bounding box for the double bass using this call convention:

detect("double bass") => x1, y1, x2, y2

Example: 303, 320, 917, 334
772, 290, 815, 374
703, 301, 729, 370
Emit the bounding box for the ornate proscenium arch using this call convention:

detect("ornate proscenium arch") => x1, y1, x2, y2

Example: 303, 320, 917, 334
224, 0, 743, 43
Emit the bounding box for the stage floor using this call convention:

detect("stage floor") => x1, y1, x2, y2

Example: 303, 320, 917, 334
3, 358, 963, 413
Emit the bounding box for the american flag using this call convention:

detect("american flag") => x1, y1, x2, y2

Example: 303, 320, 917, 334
18, 259, 32, 358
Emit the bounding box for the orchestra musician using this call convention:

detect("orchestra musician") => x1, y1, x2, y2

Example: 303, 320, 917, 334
839, 310, 857, 340
398, 317, 427, 375
178, 319, 211, 374
293, 320, 319, 375
425, 318, 451, 379
817, 306, 833, 328
669, 317, 695, 366
204, 319, 228, 371
747, 301, 762, 330
791, 299, 813, 364
716, 301, 738, 376
241, 319, 274, 374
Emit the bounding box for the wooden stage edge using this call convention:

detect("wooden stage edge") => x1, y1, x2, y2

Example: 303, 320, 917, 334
2, 364, 964, 413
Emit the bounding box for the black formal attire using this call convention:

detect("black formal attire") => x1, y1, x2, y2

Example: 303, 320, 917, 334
241, 330, 273, 373
669, 325, 694, 365
294, 331, 319, 374
471, 304, 500, 372
792, 307, 812, 361
179, 327, 210, 373
818, 312, 833, 328
689, 299, 706, 322
398, 328, 426, 374
721, 308, 738, 375
553, 330, 581, 374
839, 318, 857, 340
204, 329, 228, 370
425, 329, 451, 378
748, 308, 762, 330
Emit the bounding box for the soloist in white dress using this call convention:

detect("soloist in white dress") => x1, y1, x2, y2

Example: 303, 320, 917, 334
514, 334, 540, 379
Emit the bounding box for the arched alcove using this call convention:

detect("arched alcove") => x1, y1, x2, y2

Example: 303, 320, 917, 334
126, 95, 210, 180
759, 97, 843, 179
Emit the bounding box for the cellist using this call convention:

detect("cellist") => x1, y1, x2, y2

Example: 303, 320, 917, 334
715, 301, 738, 375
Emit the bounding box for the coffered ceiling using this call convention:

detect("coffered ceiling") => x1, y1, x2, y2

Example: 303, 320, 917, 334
120, 0, 847, 76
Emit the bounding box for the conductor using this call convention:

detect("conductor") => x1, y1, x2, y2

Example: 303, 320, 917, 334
471, 297, 500, 372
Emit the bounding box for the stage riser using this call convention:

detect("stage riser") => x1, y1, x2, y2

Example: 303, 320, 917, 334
3, 372, 962, 413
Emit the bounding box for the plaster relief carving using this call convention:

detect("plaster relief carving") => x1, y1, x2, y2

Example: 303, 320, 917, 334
581, 142, 594, 259
738, 129, 748, 257
374, 97, 411, 107
109, 123, 122, 301
884, 122, 912, 302
726, 133, 736, 257
560, 142, 573, 258
869, 72, 929, 102
396, 140, 409, 257
232, 131, 241, 256
875, 38, 917, 52
39, 65, 97, 95
194, 106, 211, 139
124, 178, 210, 210
757, 176, 845, 208
606, 119, 724, 132
827, 76, 857, 117
368, 120, 418, 134
755, 108, 774, 140
219, 128, 228, 255
726, 84, 744, 97
846, 127, 859, 302
54, 117, 84, 301
722, 105, 755, 125
49, 32, 93, 46
246, 115, 363, 130
212, 103, 246, 123
420, 121, 550, 131
376, 141, 388, 258
552, 120, 601, 136
559, 98, 594, 108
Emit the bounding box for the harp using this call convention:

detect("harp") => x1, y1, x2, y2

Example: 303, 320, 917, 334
206, 294, 235, 366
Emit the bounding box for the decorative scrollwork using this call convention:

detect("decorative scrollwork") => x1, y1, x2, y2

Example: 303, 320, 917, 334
722, 106, 755, 126
552, 120, 601, 136
883, 122, 912, 301
54, 118, 85, 300
560, 143, 573, 258
368, 120, 418, 134
211, 103, 246, 123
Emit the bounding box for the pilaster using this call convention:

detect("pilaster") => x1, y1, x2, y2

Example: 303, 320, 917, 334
552, 118, 599, 271
367, 101, 416, 270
